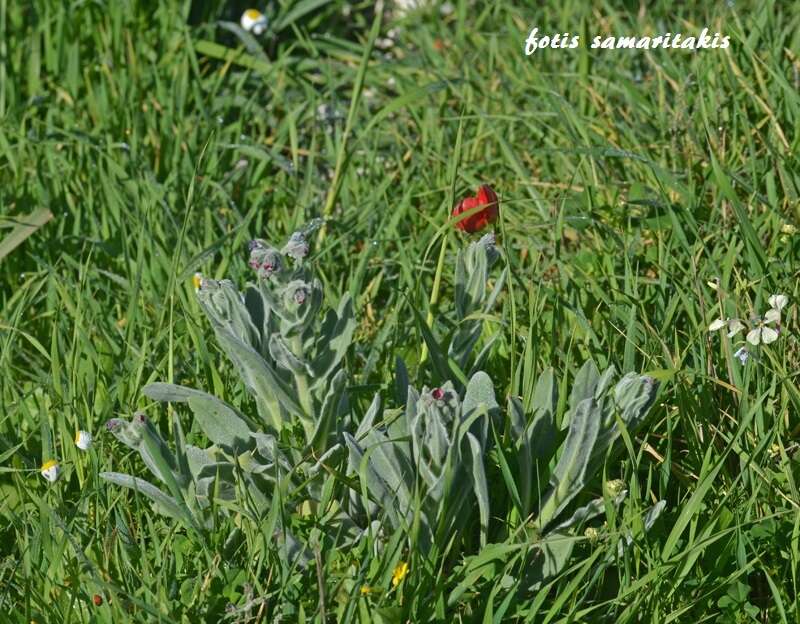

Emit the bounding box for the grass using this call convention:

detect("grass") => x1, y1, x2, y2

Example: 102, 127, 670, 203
2, 0, 800, 621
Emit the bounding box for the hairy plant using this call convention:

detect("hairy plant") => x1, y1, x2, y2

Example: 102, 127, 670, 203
506, 362, 663, 586
100, 225, 662, 591
344, 372, 499, 553
192, 229, 355, 452
101, 227, 354, 549
449, 232, 506, 374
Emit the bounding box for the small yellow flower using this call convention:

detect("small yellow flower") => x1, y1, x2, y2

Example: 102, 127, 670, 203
193, 272, 203, 292
391, 561, 409, 587
74, 430, 93, 451
360, 585, 373, 596
241, 9, 268, 35
41, 459, 61, 482
781, 223, 797, 235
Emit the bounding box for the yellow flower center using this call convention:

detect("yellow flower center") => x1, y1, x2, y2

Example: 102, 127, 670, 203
41, 459, 58, 471
244, 9, 263, 20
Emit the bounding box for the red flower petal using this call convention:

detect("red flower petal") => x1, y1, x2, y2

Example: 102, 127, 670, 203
477, 184, 497, 206
452, 184, 499, 233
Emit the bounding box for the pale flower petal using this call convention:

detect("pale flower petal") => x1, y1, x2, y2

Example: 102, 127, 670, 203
40, 460, 61, 483
746, 328, 762, 346
727, 319, 745, 337
761, 326, 780, 344
768, 294, 788, 311
75, 430, 93, 451
708, 318, 726, 332
765, 308, 781, 324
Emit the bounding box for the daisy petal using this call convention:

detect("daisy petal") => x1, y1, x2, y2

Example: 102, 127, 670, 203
761, 327, 780, 344
708, 318, 726, 331
746, 328, 762, 346
768, 294, 788, 311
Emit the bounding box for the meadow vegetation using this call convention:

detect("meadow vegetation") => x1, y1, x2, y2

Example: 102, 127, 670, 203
1, 1, 799, 622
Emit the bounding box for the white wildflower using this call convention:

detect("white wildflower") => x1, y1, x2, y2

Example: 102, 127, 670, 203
240, 9, 268, 35
765, 294, 788, 323
746, 317, 779, 346
708, 318, 745, 337
75, 430, 93, 451
41, 459, 61, 482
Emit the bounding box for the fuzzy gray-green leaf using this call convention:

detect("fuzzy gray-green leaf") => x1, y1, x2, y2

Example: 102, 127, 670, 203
308, 369, 347, 452
553, 490, 627, 531
467, 431, 490, 546
344, 432, 401, 528
525, 532, 576, 589
269, 334, 311, 376
100, 472, 188, 523
134, 414, 189, 503
461, 371, 498, 444
311, 294, 356, 383
528, 368, 558, 462
187, 395, 254, 451
215, 327, 303, 424
537, 397, 601, 530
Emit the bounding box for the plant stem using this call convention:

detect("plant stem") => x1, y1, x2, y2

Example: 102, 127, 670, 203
292, 334, 314, 417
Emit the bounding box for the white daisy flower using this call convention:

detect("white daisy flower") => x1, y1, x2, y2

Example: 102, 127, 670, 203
41, 459, 61, 482
708, 318, 745, 337
75, 430, 93, 451
240, 9, 268, 35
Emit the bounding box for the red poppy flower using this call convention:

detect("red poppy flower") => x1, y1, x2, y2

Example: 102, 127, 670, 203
452, 184, 499, 233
